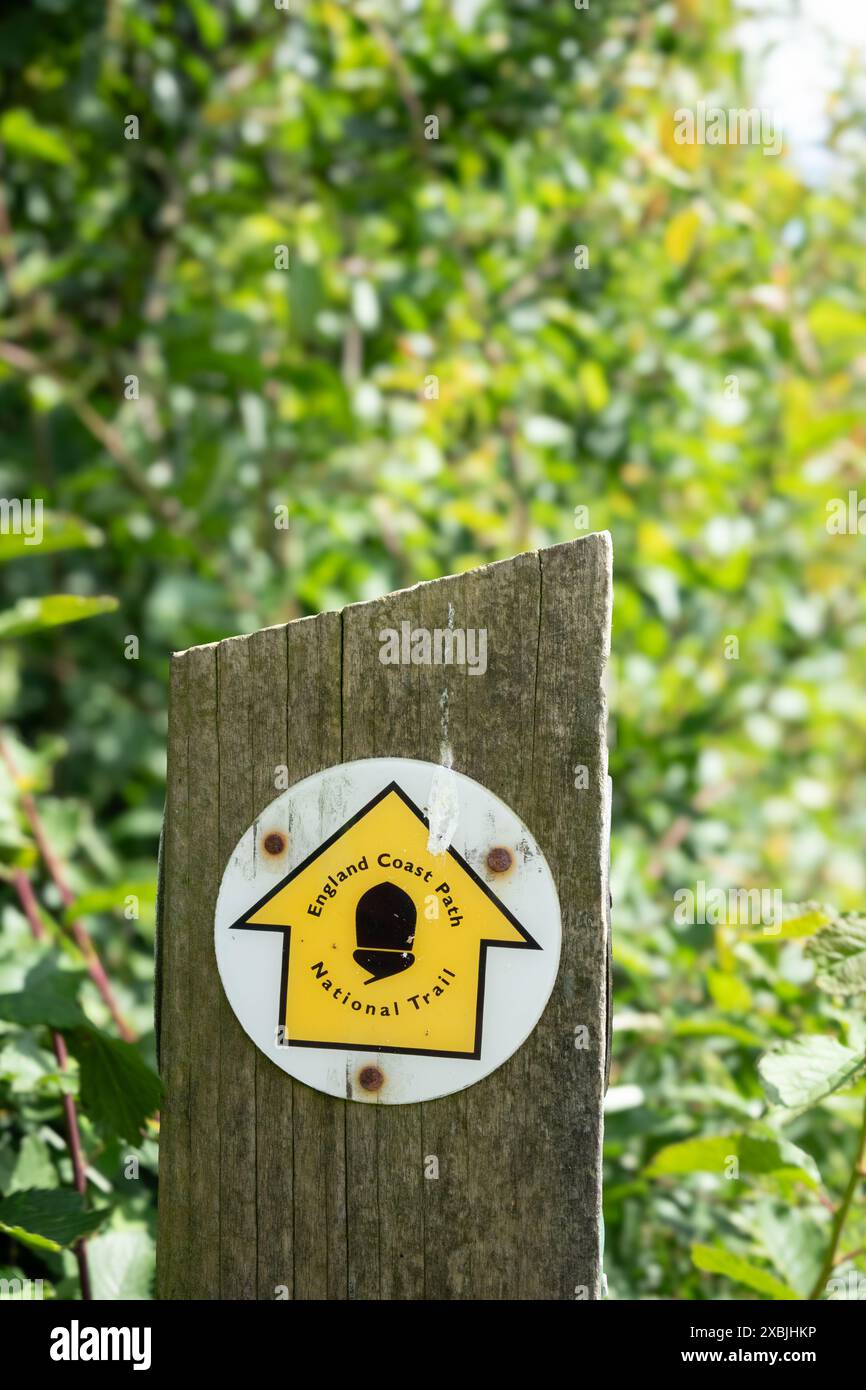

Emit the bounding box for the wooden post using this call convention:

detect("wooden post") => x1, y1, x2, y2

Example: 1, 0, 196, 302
156, 533, 612, 1300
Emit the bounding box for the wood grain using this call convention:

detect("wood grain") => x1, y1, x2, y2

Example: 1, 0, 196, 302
157, 533, 611, 1299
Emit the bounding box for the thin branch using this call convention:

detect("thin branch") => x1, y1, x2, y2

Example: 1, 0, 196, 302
12, 868, 92, 1300
499, 254, 568, 310
808, 1090, 866, 1299
357, 14, 429, 160
0, 180, 17, 279
832, 1243, 866, 1269
1, 736, 135, 1041
0, 165, 182, 530
0, 340, 183, 528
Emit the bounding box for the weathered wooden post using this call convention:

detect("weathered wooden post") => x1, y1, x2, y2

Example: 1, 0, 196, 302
156, 532, 612, 1300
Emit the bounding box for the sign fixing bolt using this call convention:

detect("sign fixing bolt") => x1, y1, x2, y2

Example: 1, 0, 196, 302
358, 1065, 385, 1092
486, 846, 513, 873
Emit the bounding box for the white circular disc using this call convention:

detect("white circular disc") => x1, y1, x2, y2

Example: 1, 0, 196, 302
214, 758, 561, 1104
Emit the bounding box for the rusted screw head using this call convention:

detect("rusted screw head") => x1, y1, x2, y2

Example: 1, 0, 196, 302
486, 846, 513, 874
358, 1065, 385, 1092
263, 830, 287, 856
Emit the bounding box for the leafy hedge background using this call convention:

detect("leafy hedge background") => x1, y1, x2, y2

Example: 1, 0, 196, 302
1, 0, 865, 1300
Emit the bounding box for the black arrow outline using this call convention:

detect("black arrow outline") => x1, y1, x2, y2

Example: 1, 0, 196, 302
226, 780, 541, 1060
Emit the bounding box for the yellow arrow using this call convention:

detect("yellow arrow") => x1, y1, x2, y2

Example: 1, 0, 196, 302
231, 782, 540, 1058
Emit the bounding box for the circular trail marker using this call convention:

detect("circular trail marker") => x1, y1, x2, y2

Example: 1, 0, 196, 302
214, 757, 562, 1104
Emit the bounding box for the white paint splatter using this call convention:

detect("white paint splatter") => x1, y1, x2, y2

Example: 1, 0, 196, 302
427, 621, 460, 854
427, 759, 459, 856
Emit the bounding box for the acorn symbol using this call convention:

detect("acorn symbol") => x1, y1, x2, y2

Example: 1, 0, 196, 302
353, 881, 416, 984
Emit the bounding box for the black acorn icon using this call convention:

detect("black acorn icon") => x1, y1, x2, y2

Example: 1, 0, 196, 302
353, 881, 416, 984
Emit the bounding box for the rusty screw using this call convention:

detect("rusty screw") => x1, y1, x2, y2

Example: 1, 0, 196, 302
358, 1065, 385, 1092
486, 846, 513, 874
263, 830, 287, 856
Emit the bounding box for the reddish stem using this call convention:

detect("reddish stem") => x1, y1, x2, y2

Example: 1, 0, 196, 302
12, 868, 92, 1301
1, 737, 134, 1041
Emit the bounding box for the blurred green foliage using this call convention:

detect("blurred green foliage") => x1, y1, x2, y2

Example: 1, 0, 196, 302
0, 0, 865, 1299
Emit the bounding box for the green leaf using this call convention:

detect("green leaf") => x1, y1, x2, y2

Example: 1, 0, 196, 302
0, 1034, 57, 1092
0, 512, 104, 564
0, 1264, 55, 1299
646, 1133, 820, 1187
0, 109, 72, 165
664, 207, 702, 266
707, 968, 752, 1012
0, 972, 88, 1030
63, 879, 157, 924
759, 1036, 866, 1108
69, 1031, 162, 1140
0, 1190, 107, 1252
578, 360, 610, 412
808, 299, 866, 350
774, 905, 833, 937
187, 0, 226, 47
691, 1244, 800, 1300
736, 903, 831, 943
3, 1134, 57, 1195
672, 1017, 765, 1047
88, 1230, 155, 1300
0, 595, 118, 639
742, 1202, 825, 1297
806, 915, 866, 996
0, 592, 116, 640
